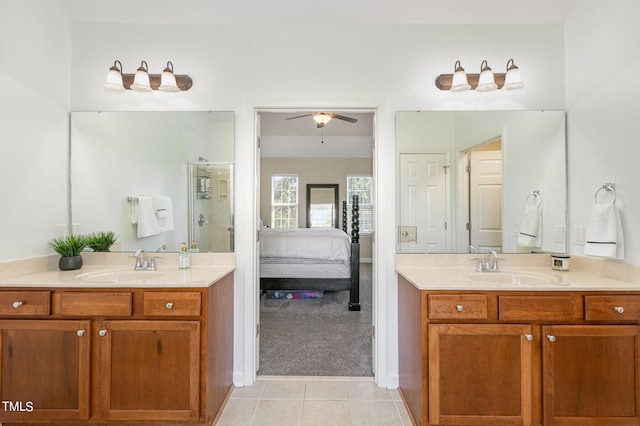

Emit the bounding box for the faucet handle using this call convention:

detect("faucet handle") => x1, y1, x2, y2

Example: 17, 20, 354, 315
148, 255, 162, 271
470, 256, 485, 272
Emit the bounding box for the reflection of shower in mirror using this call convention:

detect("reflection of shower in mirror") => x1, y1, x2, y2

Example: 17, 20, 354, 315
188, 161, 234, 252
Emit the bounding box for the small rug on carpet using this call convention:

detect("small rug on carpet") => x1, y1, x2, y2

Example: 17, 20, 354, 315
257, 263, 373, 377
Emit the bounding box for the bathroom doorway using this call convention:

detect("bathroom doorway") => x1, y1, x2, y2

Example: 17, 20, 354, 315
254, 108, 376, 377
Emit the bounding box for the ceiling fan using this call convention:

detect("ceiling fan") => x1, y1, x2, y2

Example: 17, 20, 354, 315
286, 112, 358, 128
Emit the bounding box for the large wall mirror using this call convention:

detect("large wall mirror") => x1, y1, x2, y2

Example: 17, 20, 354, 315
71, 111, 234, 253
396, 110, 566, 254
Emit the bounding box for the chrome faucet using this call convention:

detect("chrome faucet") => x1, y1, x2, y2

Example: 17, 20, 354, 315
133, 249, 147, 270
134, 248, 160, 271
470, 250, 502, 272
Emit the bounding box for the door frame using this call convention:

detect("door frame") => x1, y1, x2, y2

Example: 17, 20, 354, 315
251, 104, 381, 384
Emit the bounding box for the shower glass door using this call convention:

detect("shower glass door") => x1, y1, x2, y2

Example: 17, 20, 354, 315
188, 162, 234, 252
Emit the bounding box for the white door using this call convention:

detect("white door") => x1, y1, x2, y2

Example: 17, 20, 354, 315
469, 150, 502, 252
399, 153, 447, 253
255, 112, 261, 372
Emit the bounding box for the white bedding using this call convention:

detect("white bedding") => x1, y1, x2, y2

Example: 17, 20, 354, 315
260, 227, 351, 262
260, 262, 350, 279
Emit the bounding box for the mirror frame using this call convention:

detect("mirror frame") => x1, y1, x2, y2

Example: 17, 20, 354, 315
306, 184, 339, 228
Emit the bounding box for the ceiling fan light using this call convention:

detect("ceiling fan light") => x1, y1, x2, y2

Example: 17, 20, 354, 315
103, 60, 125, 93
158, 61, 181, 92
131, 60, 152, 92
313, 113, 332, 126
502, 59, 524, 90
449, 61, 471, 92
476, 60, 497, 92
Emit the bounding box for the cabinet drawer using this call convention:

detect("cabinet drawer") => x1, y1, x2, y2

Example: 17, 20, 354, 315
585, 295, 640, 321
60, 292, 132, 317
499, 295, 577, 321
143, 292, 201, 317
428, 294, 488, 320
0, 291, 50, 316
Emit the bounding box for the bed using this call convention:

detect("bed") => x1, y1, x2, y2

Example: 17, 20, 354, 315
260, 196, 361, 311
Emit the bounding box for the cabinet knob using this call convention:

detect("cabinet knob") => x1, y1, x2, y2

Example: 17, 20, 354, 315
456, 305, 464, 312
77, 329, 85, 337
99, 329, 107, 337
614, 306, 625, 314
525, 334, 533, 341
166, 302, 174, 310
547, 334, 556, 342
12, 301, 23, 309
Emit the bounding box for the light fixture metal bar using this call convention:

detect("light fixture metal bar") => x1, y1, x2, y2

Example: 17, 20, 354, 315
435, 73, 506, 90
121, 74, 193, 91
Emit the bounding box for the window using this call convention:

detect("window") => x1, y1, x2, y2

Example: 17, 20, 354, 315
347, 176, 373, 234
271, 175, 298, 228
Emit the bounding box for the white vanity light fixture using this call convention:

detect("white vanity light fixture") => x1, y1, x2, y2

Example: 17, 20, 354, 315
435, 59, 524, 91
103, 60, 193, 92
502, 59, 524, 90
476, 60, 498, 92
158, 61, 181, 92
130, 61, 152, 92
103, 60, 126, 92
449, 60, 471, 92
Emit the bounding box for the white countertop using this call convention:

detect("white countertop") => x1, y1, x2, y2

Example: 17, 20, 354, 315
0, 252, 236, 289
395, 253, 640, 292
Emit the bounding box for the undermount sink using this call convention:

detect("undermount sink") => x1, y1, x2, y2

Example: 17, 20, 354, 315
469, 271, 560, 286
76, 269, 164, 283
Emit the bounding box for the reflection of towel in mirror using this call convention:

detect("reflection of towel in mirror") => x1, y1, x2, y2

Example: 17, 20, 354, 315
517, 203, 541, 248
155, 196, 174, 232
136, 196, 161, 238
585, 203, 624, 260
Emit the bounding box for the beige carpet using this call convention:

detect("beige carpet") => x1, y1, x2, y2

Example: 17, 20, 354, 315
257, 263, 373, 376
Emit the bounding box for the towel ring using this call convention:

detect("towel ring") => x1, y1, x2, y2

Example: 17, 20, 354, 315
526, 191, 541, 207
595, 183, 616, 203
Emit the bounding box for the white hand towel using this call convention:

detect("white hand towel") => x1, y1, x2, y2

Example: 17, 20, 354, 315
136, 195, 161, 238
155, 195, 175, 232
585, 202, 624, 260
517, 203, 541, 248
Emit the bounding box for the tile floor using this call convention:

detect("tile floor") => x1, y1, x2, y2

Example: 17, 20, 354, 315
216, 376, 413, 425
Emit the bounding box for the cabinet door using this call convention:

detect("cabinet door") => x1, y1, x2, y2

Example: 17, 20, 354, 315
543, 325, 640, 425
98, 320, 200, 422
429, 324, 533, 425
0, 320, 90, 422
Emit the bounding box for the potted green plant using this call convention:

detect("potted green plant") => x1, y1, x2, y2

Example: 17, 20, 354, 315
86, 231, 119, 252
48, 234, 89, 271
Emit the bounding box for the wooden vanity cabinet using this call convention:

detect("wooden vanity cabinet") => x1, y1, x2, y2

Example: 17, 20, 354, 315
0, 272, 234, 426
398, 276, 640, 426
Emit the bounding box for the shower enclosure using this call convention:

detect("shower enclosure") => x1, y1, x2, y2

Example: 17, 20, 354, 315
188, 161, 234, 252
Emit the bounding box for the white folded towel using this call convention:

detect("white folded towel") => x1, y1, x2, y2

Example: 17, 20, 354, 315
585, 202, 624, 260
517, 203, 541, 248
136, 195, 161, 238
155, 195, 175, 232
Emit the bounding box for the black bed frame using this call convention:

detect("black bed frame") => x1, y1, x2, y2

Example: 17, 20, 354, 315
260, 195, 361, 311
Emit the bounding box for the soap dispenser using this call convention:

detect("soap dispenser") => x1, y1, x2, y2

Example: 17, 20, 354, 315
189, 239, 199, 253
178, 242, 191, 269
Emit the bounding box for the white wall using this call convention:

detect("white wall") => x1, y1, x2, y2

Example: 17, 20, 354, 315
0, 1, 71, 261
565, 0, 640, 265
67, 20, 565, 388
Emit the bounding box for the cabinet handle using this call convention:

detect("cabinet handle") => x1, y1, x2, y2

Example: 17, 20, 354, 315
77, 329, 85, 337
614, 306, 625, 314
166, 302, 174, 310
456, 305, 464, 312
12, 301, 23, 309
547, 334, 556, 342
99, 329, 107, 337
525, 334, 533, 341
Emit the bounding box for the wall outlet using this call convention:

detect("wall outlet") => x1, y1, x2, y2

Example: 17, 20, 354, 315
573, 226, 585, 246
554, 225, 565, 243
512, 222, 520, 237
398, 226, 417, 244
